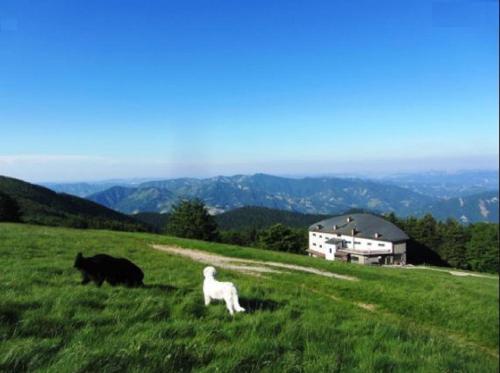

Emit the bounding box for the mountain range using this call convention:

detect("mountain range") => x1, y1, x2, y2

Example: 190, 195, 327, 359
86, 174, 433, 215
376, 170, 499, 199
425, 191, 499, 223
60, 172, 500, 223
88, 186, 177, 214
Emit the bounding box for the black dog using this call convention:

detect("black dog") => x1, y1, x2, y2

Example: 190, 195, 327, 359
74, 252, 144, 287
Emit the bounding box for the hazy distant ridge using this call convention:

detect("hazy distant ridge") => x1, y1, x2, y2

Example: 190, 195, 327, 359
85, 174, 432, 216
73, 173, 498, 223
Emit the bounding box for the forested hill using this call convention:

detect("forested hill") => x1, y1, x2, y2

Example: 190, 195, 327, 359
133, 206, 373, 233
215, 206, 331, 230
132, 212, 170, 232
0, 176, 150, 232
132, 207, 333, 232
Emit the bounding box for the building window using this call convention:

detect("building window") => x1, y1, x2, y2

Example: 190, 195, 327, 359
313, 243, 316, 246
346, 240, 351, 244
378, 243, 385, 247
319, 245, 322, 248
351, 256, 359, 262
313, 233, 316, 236
319, 235, 322, 238
337, 234, 341, 237
329, 248, 332, 254
355, 241, 361, 244
367, 242, 372, 246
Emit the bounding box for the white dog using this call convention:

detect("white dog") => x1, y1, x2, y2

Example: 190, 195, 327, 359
203, 266, 245, 316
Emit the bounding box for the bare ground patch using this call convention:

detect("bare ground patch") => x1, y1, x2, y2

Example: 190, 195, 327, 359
262, 261, 357, 281
151, 245, 281, 275
356, 302, 377, 311
384, 265, 497, 279
151, 244, 357, 281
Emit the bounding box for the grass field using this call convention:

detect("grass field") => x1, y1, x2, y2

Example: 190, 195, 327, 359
0, 223, 498, 372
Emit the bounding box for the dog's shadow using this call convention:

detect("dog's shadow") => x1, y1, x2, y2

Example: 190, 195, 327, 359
239, 297, 281, 313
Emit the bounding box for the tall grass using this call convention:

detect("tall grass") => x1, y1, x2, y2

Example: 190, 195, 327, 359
0, 223, 498, 372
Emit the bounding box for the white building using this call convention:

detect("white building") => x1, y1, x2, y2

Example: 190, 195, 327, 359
308, 213, 408, 265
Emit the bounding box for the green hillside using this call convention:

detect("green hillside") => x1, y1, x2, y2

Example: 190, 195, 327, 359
0, 223, 498, 372
132, 212, 170, 232
90, 186, 177, 214
214, 206, 331, 230
133, 207, 332, 233
0, 176, 149, 232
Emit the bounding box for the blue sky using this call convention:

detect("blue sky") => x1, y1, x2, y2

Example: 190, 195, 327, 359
0, 0, 498, 182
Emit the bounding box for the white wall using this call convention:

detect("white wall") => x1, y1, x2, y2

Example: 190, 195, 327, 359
308, 231, 329, 255
325, 245, 335, 260
309, 231, 394, 256
343, 235, 393, 254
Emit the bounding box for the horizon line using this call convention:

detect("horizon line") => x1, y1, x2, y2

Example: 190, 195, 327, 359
4, 168, 495, 185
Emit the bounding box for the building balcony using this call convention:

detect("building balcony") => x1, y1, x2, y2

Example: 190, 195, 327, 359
337, 247, 393, 256
306, 249, 325, 258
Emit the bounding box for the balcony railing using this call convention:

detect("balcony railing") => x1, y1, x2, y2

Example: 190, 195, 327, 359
338, 247, 393, 255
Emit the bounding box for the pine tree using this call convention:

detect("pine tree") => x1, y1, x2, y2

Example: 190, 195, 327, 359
258, 224, 306, 253
385, 212, 399, 225
166, 199, 219, 241
465, 223, 499, 273
439, 219, 469, 269
415, 214, 442, 254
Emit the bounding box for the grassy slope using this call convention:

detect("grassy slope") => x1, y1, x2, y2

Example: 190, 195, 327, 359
0, 224, 498, 372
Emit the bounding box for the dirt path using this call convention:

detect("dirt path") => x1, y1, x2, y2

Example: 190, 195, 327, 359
257, 260, 357, 281
151, 244, 358, 281
384, 265, 497, 279
447, 270, 497, 279
151, 245, 282, 275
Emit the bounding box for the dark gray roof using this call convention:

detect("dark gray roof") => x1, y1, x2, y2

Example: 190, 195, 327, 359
309, 213, 409, 242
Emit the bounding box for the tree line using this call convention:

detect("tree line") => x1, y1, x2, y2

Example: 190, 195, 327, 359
385, 212, 499, 273
165, 200, 499, 273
